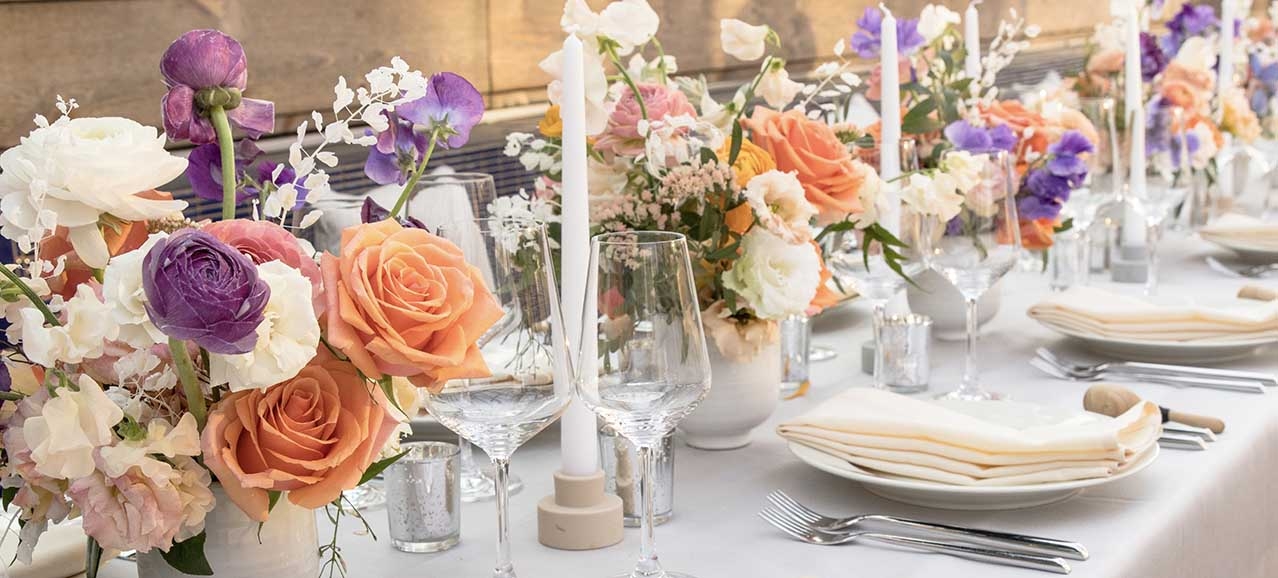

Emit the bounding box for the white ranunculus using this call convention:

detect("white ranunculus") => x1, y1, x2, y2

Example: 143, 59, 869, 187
0, 117, 188, 267
744, 170, 817, 241
901, 172, 965, 222
21, 284, 118, 366
940, 150, 984, 193
917, 5, 961, 43
101, 233, 168, 349
208, 261, 321, 391
758, 62, 804, 109
1175, 37, 1216, 72
721, 228, 821, 321
25, 375, 124, 480
720, 19, 770, 61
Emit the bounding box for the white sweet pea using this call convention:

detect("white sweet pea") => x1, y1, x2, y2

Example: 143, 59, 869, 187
743, 170, 818, 241
720, 19, 770, 61
1175, 36, 1216, 72
21, 284, 118, 366
208, 261, 321, 391
101, 233, 168, 349
25, 375, 124, 480
721, 228, 821, 321
758, 61, 804, 109
540, 47, 611, 135
917, 5, 961, 43
849, 170, 888, 229
939, 151, 984, 193
96, 414, 200, 478
901, 172, 964, 221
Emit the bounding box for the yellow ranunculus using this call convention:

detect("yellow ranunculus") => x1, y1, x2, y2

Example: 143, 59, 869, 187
718, 137, 776, 188
539, 105, 563, 138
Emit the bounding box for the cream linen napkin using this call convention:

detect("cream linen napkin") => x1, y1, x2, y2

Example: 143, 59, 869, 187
778, 389, 1161, 486
1027, 286, 1278, 341
1200, 213, 1278, 249
0, 517, 88, 578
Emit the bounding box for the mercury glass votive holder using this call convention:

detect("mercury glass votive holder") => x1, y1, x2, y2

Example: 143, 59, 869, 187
385, 441, 460, 553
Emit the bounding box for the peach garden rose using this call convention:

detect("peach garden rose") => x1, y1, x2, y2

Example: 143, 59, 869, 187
742, 107, 869, 224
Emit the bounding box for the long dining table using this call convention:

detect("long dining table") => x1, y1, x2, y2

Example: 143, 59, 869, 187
103, 235, 1278, 578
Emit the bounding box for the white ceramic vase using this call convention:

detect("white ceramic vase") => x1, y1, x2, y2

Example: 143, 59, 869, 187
906, 270, 1002, 341
678, 341, 780, 450
137, 485, 320, 578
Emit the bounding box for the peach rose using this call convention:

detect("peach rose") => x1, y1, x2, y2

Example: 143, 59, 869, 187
743, 107, 866, 223
201, 351, 401, 521
980, 100, 1046, 134
321, 219, 503, 388
204, 219, 325, 317
1086, 49, 1125, 75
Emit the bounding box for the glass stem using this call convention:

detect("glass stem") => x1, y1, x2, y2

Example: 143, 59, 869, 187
871, 302, 887, 389
1078, 230, 1092, 286
1144, 222, 1161, 297
960, 297, 980, 395
633, 445, 663, 578
491, 458, 515, 578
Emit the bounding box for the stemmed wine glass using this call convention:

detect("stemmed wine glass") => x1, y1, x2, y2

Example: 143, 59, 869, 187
1060, 97, 1124, 285
927, 150, 1022, 401
422, 218, 572, 578
578, 231, 711, 578
1128, 106, 1190, 296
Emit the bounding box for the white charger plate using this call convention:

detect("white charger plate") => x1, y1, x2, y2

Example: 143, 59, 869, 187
1034, 317, 1278, 363
1200, 235, 1278, 264
787, 400, 1160, 510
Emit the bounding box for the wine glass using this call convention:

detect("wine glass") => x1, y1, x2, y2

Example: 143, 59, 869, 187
1129, 107, 1190, 296
927, 150, 1021, 401
578, 231, 711, 578
422, 218, 571, 578
1061, 97, 1124, 286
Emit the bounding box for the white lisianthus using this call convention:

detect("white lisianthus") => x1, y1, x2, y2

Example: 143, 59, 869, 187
101, 232, 168, 349
721, 228, 821, 321
901, 172, 965, 222
744, 170, 817, 242
25, 375, 124, 480
720, 19, 770, 61
21, 284, 118, 366
758, 61, 804, 109
917, 5, 961, 43
1175, 37, 1217, 73
940, 151, 984, 193
0, 117, 188, 267
208, 261, 321, 391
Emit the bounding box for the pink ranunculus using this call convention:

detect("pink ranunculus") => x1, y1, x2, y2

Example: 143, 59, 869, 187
203, 219, 324, 316
594, 83, 697, 156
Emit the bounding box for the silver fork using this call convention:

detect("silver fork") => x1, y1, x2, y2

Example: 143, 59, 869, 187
759, 508, 1072, 574
1032, 352, 1268, 394
1036, 348, 1277, 387
767, 490, 1088, 561
1205, 256, 1278, 278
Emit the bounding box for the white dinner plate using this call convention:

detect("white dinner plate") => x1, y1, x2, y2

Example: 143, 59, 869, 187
1034, 317, 1278, 363
1200, 235, 1278, 264
787, 399, 1160, 510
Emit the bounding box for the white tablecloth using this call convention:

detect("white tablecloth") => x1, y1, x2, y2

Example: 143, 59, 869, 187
106, 237, 1278, 577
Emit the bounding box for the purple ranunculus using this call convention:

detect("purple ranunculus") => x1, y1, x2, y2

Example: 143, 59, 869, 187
142, 229, 270, 355
849, 7, 925, 60
160, 29, 275, 144
1140, 33, 1168, 82
364, 112, 431, 185
397, 72, 485, 149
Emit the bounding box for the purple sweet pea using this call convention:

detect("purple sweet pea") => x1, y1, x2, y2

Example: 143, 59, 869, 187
0, 361, 10, 394
1018, 193, 1062, 221
1050, 130, 1095, 157
364, 112, 431, 185
1140, 33, 1168, 82
360, 197, 427, 230
397, 72, 485, 149
186, 139, 263, 203
1161, 4, 1218, 55
850, 7, 925, 59
142, 229, 270, 355
160, 29, 275, 144
945, 121, 1020, 154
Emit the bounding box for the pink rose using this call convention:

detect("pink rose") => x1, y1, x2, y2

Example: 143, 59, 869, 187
203, 219, 324, 316
594, 83, 697, 156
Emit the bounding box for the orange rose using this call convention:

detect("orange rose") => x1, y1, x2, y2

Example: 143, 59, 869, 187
1160, 80, 1202, 111
742, 107, 866, 223
321, 219, 503, 389
201, 351, 401, 521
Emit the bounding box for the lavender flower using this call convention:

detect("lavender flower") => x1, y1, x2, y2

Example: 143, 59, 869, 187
160, 29, 274, 144
142, 229, 270, 354
850, 7, 925, 59
1140, 32, 1168, 82
944, 121, 1019, 154
1161, 4, 1218, 55
364, 112, 430, 185
397, 72, 485, 149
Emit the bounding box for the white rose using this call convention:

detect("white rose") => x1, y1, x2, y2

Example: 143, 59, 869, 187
208, 261, 321, 391
721, 228, 821, 320
758, 63, 804, 109
917, 5, 961, 43
0, 117, 188, 267
744, 170, 818, 241
1175, 37, 1216, 73
720, 19, 770, 61
25, 375, 124, 479
21, 284, 118, 366
901, 172, 965, 222
101, 232, 168, 349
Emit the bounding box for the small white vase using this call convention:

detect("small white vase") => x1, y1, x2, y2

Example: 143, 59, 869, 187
678, 341, 780, 450
137, 485, 320, 578
906, 270, 1002, 341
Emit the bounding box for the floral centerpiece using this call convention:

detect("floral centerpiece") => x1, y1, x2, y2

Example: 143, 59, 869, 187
0, 29, 495, 577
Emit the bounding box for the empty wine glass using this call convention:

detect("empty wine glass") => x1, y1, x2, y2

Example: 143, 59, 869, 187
1062, 97, 1124, 286
927, 150, 1021, 401
457, 438, 523, 502
1130, 106, 1190, 296
422, 218, 571, 578
578, 231, 711, 578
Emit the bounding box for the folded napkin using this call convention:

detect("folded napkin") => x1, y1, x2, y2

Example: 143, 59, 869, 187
778, 388, 1160, 486
1027, 286, 1278, 342
0, 517, 88, 578
1200, 213, 1278, 249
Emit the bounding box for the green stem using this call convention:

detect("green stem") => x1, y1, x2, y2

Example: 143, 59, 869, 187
209, 106, 237, 221
606, 44, 649, 120
734, 55, 775, 123
168, 337, 206, 429
389, 131, 441, 219
0, 264, 58, 326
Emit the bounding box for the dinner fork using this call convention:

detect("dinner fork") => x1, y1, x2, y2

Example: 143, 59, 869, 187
1036, 348, 1277, 387
766, 490, 1088, 560
1205, 256, 1278, 279
758, 508, 1072, 574
1032, 353, 1268, 394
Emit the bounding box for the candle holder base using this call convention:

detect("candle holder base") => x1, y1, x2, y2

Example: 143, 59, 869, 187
536, 470, 624, 550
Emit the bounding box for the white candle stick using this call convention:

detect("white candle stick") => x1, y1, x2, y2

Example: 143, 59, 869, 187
1121, 2, 1146, 247
1218, 0, 1237, 203
558, 34, 599, 478
965, 1, 982, 81
879, 3, 902, 235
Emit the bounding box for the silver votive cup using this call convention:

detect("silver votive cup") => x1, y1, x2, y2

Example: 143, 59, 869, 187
385, 441, 460, 553
779, 315, 811, 399
600, 428, 673, 527
879, 314, 931, 394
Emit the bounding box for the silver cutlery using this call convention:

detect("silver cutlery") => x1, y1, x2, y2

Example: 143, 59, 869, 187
1032, 354, 1268, 394
1037, 348, 1277, 387
1205, 256, 1278, 279
759, 507, 1072, 574
766, 490, 1088, 561
1159, 433, 1209, 450
1162, 423, 1217, 441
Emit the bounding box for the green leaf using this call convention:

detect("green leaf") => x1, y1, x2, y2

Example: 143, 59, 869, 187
2, 487, 18, 511
257, 491, 284, 544
359, 450, 409, 486
1054, 218, 1075, 234
728, 120, 744, 165
159, 532, 214, 576
699, 147, 717, 165
704, 241, 741, 261
901, 99, 941, 135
